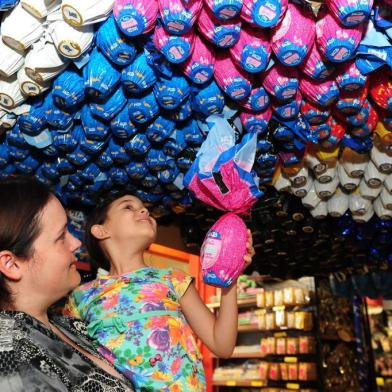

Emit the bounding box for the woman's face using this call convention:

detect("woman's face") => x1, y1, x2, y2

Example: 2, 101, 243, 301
26, 196, 82, 303
103, 195, 157, 246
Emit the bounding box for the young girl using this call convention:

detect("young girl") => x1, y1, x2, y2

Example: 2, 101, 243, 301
64, 192, 254, 391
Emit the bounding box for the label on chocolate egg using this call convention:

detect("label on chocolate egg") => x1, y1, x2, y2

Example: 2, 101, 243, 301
350, 169, 364, 178
218, 34, 235, 48
21, 81, 40, 96
368, 178, 382, 188
201, 230, 222, 269
62, 5, 83, 27
282, 88, 296, 99
345, 12, 365, 25
0, 93, 14, 109
282, 51, 300, 66
258, 4, 277, 22
168, 45, 185, 61
194, 71, 209, 83
380, 163, 392, 174
121, 17, 138, 33
219, 7, 237, 19
58, 40, 81, 58
167, 21, 185, 33
331, 46, 349, 62
245, 54, 262, 69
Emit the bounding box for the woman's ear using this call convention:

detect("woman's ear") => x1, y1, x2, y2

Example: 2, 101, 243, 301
91, 224, 110, 240
0, 251, 23, 281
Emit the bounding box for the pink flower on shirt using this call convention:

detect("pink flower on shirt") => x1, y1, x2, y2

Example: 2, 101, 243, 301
138, 283, 170, 301
102, 293, 119, 310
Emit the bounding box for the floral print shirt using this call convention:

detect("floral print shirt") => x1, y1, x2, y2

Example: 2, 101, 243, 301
0, 311, 134, 392
64, 267, 206, 392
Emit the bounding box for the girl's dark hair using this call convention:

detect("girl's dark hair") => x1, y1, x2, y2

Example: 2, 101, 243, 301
0, 177, 52, 309
85, 191, 132, 273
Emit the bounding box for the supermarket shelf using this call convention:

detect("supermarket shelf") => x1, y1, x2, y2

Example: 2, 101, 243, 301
212, 351, 316, 361
268, 380, 319, 389
211, 351, 265, 359
212, 380, 318, 389
238, 325, 314, 334
231, 352, 266, 358
207, 296, 257, 309
213, 380, 266, 387
208, 297, 311, 310
238, 324, 261, 332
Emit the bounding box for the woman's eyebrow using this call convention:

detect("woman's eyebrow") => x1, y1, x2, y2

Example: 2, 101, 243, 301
55, 223, 68, 238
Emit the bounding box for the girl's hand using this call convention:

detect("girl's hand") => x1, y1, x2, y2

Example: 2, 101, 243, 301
243, 229, 255, 270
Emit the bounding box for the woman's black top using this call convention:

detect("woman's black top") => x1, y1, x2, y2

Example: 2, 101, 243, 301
0, 310, 135, 391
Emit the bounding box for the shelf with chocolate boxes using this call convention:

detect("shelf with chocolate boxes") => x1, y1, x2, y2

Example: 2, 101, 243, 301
209, 279, 321, 391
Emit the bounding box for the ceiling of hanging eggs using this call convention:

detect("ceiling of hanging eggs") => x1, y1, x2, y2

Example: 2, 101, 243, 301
0, 0, 391, 276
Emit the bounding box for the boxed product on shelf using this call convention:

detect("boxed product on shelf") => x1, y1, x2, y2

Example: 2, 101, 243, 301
239, 310, 259, 326
266, 291, 275, 308
259, 361, 269, 380
260, 335, 316, 356
288, 363, 298, 380
257, 286, 313, 308
276, 337, 286, 355
299, 336, 316, 354
280, 363, 288, 380
258, 312, 266, 330
287, 311, 296, 329
274, 289, 284, 306
287, 337, 299, 355
257, 310, 313, 331
268, 362, 281, 380
298, 362, 318, 381
295, 312, 313, 331
257, 291, 266, 307
275, 308, 286, 328
260, 337, 268, 355
267, 337, 276, 355
266, 312, 276, 330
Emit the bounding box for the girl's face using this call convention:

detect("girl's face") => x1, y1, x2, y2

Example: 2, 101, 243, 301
103, 195, 157, 247
23, 196, 82, 304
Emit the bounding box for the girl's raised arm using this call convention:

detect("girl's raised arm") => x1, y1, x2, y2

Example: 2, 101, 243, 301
180, 231, 254, 358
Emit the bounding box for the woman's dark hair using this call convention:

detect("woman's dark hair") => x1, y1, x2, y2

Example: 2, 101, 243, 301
0, 177, 52, 309
85, 191, 132, 273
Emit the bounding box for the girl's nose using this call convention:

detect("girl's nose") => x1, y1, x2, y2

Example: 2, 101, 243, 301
140, 207, 149, 216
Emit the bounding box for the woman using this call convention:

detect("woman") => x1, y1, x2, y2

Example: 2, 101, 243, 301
0, 177, 135, 392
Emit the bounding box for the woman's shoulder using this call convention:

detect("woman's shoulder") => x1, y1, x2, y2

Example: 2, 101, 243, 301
0, 311, 24, 346
0, 311, 48, 374
0, 310, 35, 337
0, 312, 32, 383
